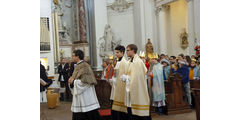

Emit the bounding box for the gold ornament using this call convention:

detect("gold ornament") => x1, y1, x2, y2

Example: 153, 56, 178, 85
148, 53, 158, 60
180, 28, 189, 49
191, 58, 197, 62
53, 0, 58, 5
108, 55, 114, 60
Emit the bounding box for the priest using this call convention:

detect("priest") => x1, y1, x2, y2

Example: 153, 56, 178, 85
121, 44, 151, 120
111, 45, 129, 120
68, 50, 101, 120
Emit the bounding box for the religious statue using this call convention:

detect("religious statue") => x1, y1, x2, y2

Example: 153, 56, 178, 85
98, 24, 121, 59
180, 28, 189, 49
145, 39, 155, 61
112, 38, 122, 51
104, 24, 114, 51
64, 0, 72, 8
60, 49, 64, 59
63, 22, 71, 42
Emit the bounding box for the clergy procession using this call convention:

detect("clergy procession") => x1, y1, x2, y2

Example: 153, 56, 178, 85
41, 42, 200, 120
4, 0, 240, 119
40, 0, 200, 119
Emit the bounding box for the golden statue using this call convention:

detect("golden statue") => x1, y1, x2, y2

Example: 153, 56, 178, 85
53, 0, 58, 5
180, 28, 189, 49
145, 39, 155, 61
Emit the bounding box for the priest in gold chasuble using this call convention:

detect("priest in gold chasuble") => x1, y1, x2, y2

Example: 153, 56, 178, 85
111, 45, 129, 120
120, 44, 151, 120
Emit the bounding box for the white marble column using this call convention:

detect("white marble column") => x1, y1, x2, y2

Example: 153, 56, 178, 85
156, 5, 169, 54
133, 0, 146, 51
93, 0, 108, 70
143, 0, 157, 52
133, 0, 159, 52
187, 0, 195, 56
193, 0, 200, 45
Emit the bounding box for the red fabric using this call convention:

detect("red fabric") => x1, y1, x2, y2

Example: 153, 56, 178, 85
98, 109, 111, 116
105, 65, 114, 79
145, 61, 150, 71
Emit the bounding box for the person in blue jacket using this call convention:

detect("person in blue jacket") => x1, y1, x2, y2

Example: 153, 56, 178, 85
172, 60, 192, 105
160, 59, 170, 81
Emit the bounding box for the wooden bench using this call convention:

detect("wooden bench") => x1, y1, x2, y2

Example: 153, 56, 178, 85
190, 79, 200, 89
190, 79, 200, 120
192, 88, 200, 120
94, 71, 112, 119
164, 73, 192, 114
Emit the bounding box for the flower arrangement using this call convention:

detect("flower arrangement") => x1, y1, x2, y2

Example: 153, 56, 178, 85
194, 45, 200, 56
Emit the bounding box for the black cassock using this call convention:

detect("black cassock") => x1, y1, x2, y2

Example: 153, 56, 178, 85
72, 109, 101, 120
40, 64, 52, 92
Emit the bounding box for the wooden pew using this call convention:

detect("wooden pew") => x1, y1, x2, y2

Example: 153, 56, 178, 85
95, 79, 112, 109
190, 79, 200, 120
190, 79, 200, 89
192, 88, 200, 120
93, 71, 112, 119
93, 71, 112, 109
94, 71, 193, 116
164, 73, 192, 114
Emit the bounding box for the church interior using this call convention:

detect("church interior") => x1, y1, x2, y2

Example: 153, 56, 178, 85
40, 0, 200, 119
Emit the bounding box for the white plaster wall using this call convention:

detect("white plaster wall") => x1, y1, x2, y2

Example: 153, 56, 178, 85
40, 0, 51, 17
107, 7, 135, 47
94, 0, 108, 70
40, 0, 55, 76
194, 0, 200, 45
167, 0, 189, 56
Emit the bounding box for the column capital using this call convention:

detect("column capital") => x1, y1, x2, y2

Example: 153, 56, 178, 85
155, 0, 177, 7
155, 4, 170, 15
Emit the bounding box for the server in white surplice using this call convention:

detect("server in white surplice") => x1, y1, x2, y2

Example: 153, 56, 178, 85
68, 50, 101, 120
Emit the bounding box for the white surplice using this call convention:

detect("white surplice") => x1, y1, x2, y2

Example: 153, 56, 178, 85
70, 79, 100, 113
109, 61, 121, 100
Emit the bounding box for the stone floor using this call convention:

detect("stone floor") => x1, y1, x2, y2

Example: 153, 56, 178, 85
41, 102, 197, 120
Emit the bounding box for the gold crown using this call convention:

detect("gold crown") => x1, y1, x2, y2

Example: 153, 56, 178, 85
139, 51, 146, 58
149, 53, 159, 60
108, 55, 114, 60
191, 58, 197, 62
153, 53, 159, 59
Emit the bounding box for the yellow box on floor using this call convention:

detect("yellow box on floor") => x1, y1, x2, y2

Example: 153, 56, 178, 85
46, 88, 60, 109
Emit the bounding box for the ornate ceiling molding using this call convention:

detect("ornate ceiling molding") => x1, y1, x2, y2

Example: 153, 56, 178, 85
107, 0, 134, 13
155, 0, 178, 8
155, 0, 177, 14
155, 4, 170, 15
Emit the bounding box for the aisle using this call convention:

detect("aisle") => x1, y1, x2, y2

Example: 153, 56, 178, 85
41, 102, 196, 120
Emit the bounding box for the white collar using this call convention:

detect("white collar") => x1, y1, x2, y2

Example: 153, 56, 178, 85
76, 60, 84, 65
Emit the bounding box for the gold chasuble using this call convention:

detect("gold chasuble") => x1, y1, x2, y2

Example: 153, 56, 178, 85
128, 54, 150, 116
112, 57, 129, 113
